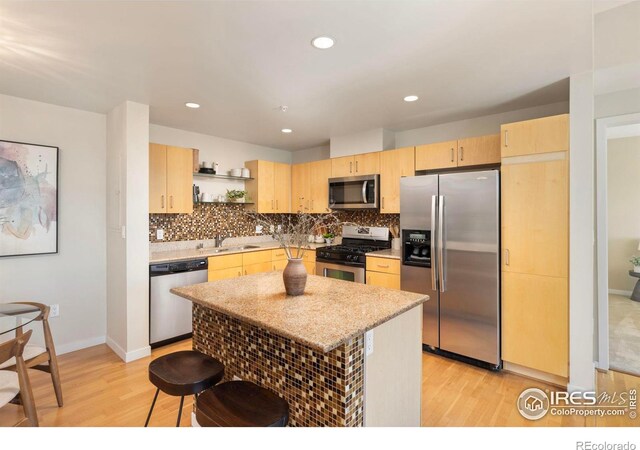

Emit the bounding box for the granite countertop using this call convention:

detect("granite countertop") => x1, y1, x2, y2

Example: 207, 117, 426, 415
365, 248, 402, 260
150, 241, 328, 264
171, 272, 428, 353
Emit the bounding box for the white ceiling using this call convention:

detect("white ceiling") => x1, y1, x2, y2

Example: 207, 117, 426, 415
0, 1, 593, 151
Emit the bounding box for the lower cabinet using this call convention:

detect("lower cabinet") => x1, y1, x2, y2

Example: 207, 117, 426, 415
502, 272, 568, 378
365, 256, 401, 289
208, 248, 318, 281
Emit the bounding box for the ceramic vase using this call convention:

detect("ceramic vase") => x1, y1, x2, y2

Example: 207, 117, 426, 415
283, 258, 307, 296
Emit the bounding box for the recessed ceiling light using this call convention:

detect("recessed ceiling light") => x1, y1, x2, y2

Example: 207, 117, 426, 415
403, 95, 419, 102
185, 102, 200, 109
281, 128, 293, 134
311, 36, 335, 50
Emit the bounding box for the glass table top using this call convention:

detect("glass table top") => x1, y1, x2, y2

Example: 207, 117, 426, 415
0, 303, 41, 336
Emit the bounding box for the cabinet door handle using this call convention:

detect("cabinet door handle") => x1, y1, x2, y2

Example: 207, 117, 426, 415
504, 130, 509, 147
238, 271, 241, 277
244, 269, 247, 275
170, 195, 174, 209
355, 160, 359, 173
382, 197, 385, 209
350, 161, 353, 173
377, 264, 390, 269
505, 249, 510, 266
161, 195, 165, 209
450, 148, 454, 162
311, 199, 314, 210
271, 200, 274, 210
460, 146, 464, 161
276, 199, 278, 210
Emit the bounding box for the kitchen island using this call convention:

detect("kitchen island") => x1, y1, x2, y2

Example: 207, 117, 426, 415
171, 272, 428, 427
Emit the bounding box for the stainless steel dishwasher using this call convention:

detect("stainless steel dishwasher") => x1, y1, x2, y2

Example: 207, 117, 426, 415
149, 258, 208, 348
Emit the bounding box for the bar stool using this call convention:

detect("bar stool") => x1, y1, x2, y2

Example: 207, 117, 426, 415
196, 380, 289, 427
145, 350, 224, 427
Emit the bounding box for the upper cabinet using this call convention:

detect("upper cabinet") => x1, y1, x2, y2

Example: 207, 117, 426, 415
501, 114, 569, 157
415, 135, 500, 171
415, 140, 458, 171
245, 160, 291, 213
331, 152, 380, 177
379, 147, 415, 214
149, 143, 193, 214
291, 159, 332, 213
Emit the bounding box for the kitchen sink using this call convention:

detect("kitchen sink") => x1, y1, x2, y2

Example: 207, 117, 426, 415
199, 244, 261, 253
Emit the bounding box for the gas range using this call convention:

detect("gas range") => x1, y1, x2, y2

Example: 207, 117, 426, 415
316, 226, 391, 268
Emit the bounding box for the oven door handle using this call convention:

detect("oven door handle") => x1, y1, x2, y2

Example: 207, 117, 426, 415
362, 180, 368, 204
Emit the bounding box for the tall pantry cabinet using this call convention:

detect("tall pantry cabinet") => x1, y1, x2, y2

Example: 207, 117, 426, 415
500, 114, 570, 382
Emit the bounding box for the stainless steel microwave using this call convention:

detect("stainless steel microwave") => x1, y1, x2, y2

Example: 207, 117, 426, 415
328, 174, 379, 210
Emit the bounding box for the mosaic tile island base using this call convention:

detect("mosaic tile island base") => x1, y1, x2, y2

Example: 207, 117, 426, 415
172, 272, 427, 426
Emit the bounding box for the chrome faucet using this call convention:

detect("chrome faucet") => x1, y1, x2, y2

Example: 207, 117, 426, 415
196, 243, 204, 250
214, 234, 225, 248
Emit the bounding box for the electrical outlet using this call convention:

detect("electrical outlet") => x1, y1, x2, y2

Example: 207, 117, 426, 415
156, 229, 164, 240
50, 304, 60, 318
365, 330, 374, 356
255, 225, 263, 235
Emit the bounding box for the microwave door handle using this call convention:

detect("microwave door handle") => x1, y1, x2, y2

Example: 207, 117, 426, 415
438, 195, 445, 293
362, 180, 368, 204
431, 195, 438, 291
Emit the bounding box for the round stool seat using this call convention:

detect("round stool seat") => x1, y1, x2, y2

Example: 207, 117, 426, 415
196, 381, 289, 427
148, 350, 224, 397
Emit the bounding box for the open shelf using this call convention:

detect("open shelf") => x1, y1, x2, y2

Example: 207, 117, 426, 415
193, 172, 253, 181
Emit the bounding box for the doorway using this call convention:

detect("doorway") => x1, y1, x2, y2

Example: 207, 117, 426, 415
596, 113, 640, 376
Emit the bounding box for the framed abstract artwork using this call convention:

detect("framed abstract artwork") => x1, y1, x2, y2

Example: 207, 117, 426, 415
0, 139, 59, 257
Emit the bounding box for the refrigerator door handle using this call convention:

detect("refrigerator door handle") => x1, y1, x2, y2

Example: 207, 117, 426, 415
438, 195, 445, 292
431, 195, 438, 291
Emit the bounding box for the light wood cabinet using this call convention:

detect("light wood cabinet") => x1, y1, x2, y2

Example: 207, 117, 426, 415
291, 163, 310, 212
331, 152, 380, 177
415, 140, 457, 171
149, 144, 168, 213
500, 114, 569, 380
208, 254, 243, 281
242, 250, 271, 266
291, 160, 331, 213
244, 261, 273, 275
379, 147, 415, 214
367, 271, 400, 290
245, 160, 290, 213
308, 159, 332, 213
415, 135, 499, 171
149, 144, 193, 214
501, 114, 569, 157
366, 256, 400, 275
303, 261, 316, 275
208, 266, 243, 281
501, 158, 568, 278
502, 272, 568, 377
274, 162, 291, 213
457, 134, 501, 167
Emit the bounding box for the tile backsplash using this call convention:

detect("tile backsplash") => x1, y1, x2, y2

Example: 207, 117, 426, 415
149, 203, 399, 243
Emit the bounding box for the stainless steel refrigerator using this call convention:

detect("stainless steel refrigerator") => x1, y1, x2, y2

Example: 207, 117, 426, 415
400, 170, 500, 367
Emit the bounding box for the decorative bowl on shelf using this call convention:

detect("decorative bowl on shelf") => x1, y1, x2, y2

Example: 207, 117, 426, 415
198, 168, 215, 174
229, 168, 243, 177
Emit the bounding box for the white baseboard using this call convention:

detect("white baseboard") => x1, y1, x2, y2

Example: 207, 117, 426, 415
106, 337, 151, 363
609, 289, 632, 296
56, 336, 106, 355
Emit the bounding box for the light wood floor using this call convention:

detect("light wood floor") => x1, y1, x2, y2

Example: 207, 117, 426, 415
1, 339, 638, 427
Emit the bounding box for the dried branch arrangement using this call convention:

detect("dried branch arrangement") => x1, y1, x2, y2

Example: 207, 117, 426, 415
247, 210, 352, 259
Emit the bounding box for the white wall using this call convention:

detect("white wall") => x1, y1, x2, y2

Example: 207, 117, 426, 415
106, 101, 150, 362
149, 124, 291, 203
595, 87, 640, 119
0, 94, 107, 354
394, 101, 569, 147
569, 71, 596, 393
607, 136, 640, 292
291, 144, 330, 164
329, 128, 395, 157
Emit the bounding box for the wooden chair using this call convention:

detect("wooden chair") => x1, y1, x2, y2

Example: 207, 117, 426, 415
0, 302, 63, 407
0, 329, 38, 426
